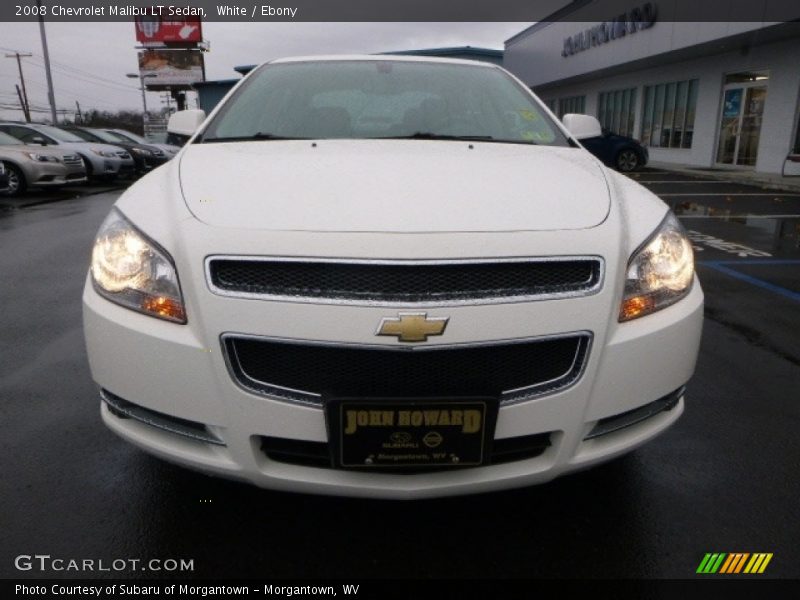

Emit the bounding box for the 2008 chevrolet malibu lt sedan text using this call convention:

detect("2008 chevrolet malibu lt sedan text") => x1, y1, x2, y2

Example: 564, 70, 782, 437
82, 56, 703, 499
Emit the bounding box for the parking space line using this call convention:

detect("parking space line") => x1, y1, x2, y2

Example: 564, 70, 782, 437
638, 180, 734, 184
699, 260, 800, 302
659, 193, 800, 197
704, 259, 800, 265
677, 214, 800, 219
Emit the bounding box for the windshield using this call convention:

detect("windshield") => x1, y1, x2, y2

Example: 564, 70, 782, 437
68, 129, 101, 142
112, 130, 146, 144
88, 129, 127, 143
35, 125, 86, 143
0, 131, 23, 145
201, 60, 568, 146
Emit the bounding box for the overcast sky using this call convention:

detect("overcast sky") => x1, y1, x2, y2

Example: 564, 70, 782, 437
0, 22, 534, 121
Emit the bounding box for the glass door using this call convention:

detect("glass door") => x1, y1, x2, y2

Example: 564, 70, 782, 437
716, 72, 768, 167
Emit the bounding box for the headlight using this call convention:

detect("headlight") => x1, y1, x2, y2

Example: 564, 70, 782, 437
131, 147, 152, 156
25, 152, 59, 162
619, 212, 694, 322
91, 209, 186, 323
91, 148, 116, 157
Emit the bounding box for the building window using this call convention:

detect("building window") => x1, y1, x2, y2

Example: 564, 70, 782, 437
597, 88, 637, 137
792, 111, 800, 155
641, 79, 698, 148
557, 95, 585, 117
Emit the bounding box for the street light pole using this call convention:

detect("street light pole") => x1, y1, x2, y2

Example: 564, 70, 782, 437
36, 0, 57, 124
127, 72, 156, 135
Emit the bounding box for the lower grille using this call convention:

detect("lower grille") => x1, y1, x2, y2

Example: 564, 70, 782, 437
225, 333, 590, 406
101, 389, 225, 446
261, 432, 552, 472
584, 386, 684, 440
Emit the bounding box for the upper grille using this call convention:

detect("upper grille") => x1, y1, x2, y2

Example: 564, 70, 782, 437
61, 154, 82, 166
224, 333, 590, 406
207, 257, 603, 305
116, 151, 131, 159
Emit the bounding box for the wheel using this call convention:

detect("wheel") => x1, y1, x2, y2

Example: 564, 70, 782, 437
80, 155, 94, 179
615, 149, 640, 172
1, 162, 26, 196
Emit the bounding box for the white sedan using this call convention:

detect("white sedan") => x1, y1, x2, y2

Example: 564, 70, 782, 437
83, 56, 703, 498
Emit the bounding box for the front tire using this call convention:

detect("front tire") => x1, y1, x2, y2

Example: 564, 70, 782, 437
615, 149, 640, 172
1, 162, 27, 196
80, 155, 95, 179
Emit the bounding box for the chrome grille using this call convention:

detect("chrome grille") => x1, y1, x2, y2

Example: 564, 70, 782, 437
223, 333, 591, 407
116, 151, 131, 159
207, 257, 603, 306
61, 154, 82, 166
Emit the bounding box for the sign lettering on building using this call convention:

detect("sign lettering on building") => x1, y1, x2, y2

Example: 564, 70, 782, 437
562, 3, 657, 58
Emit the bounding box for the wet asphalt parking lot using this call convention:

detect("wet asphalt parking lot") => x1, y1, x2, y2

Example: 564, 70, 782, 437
1, 169, 798, 580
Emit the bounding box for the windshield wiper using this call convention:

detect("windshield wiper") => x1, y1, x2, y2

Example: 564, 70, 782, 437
198, 132, 307, 143
378, 132, 494, 141
376, 132, 537, 145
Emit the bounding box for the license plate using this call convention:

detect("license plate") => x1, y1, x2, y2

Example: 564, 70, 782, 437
326, 398, 497, 469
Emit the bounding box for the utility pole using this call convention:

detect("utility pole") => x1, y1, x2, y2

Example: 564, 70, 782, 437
15, 84, 31, 122
5, 52, 32, 121
75, 101, 82, 124
36, 0, 58, 124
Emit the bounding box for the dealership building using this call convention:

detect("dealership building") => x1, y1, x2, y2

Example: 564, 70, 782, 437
504, 2, 800, 175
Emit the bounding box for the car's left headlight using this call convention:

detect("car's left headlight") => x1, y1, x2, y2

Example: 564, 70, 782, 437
91, 148, 117, 158
91, 209, 186, 323
131, 147, 152, 156
619, 211, 694, 322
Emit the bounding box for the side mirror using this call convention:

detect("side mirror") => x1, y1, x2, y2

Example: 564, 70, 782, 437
167, 109, 206, 138
562, 114, 602, 140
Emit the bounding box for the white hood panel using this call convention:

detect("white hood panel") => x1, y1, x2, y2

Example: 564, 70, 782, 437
178, 140, 610, 233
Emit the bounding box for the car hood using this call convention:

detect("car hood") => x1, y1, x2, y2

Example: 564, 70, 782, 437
56, 141, 124, 154
0, 144, 73, 159
178, 140, 610, 233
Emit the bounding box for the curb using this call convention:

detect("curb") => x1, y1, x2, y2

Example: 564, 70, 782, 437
647, 162, 800, 193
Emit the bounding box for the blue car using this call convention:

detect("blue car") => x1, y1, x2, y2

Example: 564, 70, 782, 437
580, 129, 649, 172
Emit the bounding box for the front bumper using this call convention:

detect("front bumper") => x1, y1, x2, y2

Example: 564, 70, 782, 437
83, 272, 703, 499
21, 162, 77, 187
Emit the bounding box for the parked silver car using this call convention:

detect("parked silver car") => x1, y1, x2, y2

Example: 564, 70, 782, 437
0, 122, 135, 180
0, 131, 86, 196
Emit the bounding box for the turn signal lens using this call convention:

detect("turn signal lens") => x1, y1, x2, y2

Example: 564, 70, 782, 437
619, 212, 694, 322
91, 209, 187, 323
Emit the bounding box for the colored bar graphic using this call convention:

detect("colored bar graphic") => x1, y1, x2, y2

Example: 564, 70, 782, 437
700, 552, 773, 574
719, 553, 750, 573
697, 553, 727, 574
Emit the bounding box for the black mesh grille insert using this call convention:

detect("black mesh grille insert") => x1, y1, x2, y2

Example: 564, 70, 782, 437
208, 258, 601, 304
226, 335, 589, 406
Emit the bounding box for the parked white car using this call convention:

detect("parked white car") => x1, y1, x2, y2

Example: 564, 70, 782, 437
83, 56, 703, 498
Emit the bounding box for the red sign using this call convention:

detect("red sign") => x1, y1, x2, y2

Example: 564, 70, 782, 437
135, 16, 202, 45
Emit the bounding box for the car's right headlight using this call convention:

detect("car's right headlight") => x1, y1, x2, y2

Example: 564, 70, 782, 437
91, 209, 186, 323
619, 211, 694, 322
25, 152, 59, 162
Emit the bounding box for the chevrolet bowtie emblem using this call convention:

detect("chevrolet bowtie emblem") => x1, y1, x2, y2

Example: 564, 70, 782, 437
376, 312, 449, 343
